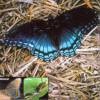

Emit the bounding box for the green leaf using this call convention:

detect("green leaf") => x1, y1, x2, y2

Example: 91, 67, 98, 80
24, 77, 48, 100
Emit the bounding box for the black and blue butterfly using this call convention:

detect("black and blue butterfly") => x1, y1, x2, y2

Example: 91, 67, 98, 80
2, 5, 99, 61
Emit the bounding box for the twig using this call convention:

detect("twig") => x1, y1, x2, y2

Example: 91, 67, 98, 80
12, 57, 37, 77
48, 0, 57, 5
49, 94, 70, 99
76, 47, 100, 52
47, 74, 88, 86
82, 26, 98, 44
0, 8, 18, 13
12, 0, 33, 4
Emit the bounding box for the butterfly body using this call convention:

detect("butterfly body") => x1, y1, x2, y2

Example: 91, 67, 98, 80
3, 5, 99, 61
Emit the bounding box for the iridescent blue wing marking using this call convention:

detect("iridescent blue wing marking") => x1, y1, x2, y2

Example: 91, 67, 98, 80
3, 21, 58, 61
57, 5, 98, 56
59, 28, 81, 56
30, 32, 58, 61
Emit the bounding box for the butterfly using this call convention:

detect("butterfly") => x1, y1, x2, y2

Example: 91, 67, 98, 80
0, 78, 21, 100
2, 5, 99, 61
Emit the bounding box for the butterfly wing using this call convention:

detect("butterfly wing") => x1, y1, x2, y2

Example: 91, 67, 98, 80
59, 28, 81, 56
3, 78, 21, 99
3, 20, 58, 61
59, 5, 98, 34
58, 5, 98, 56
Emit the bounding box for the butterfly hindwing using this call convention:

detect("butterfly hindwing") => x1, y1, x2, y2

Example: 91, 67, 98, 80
59, 28, 81, 56
30, 33, 58, 61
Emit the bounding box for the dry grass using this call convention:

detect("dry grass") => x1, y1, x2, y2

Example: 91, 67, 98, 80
0, 0, 100, 100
